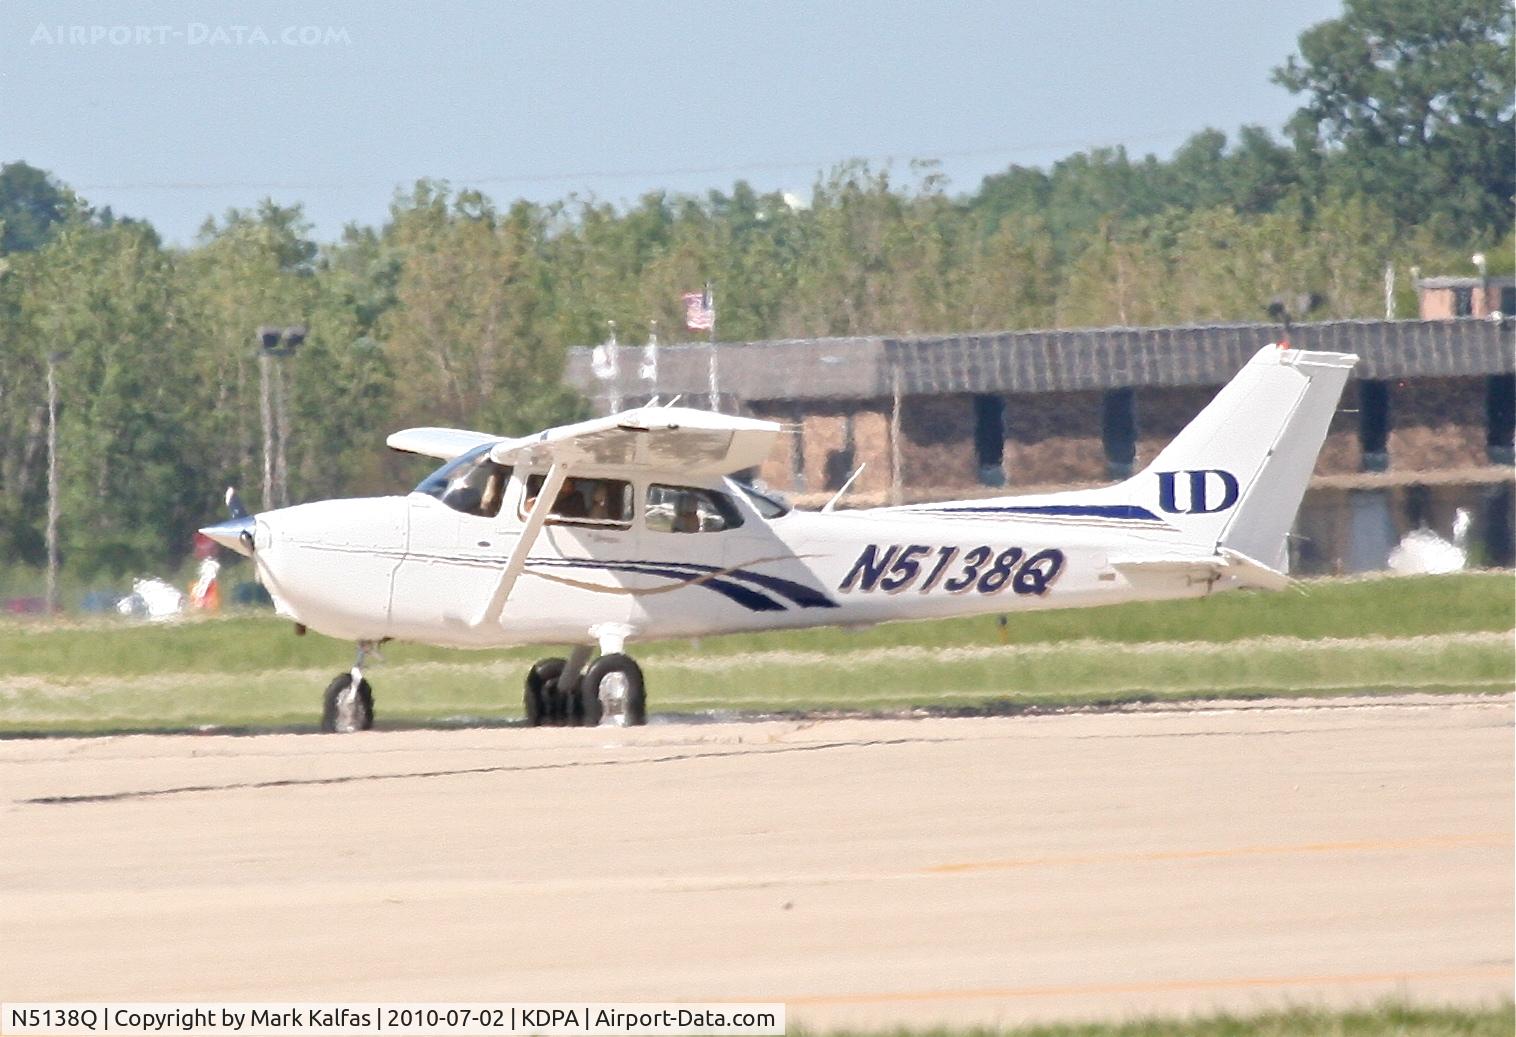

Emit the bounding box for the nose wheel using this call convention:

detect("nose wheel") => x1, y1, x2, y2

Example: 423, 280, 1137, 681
322, 674, 373, 732
322, 641, 379, 733
523, 651, 645, 728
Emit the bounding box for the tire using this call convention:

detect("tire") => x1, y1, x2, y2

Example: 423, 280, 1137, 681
525, 658, 565, 728
321, 673, 374, 733
580, 654, 646, 727
564, 681, 586, 727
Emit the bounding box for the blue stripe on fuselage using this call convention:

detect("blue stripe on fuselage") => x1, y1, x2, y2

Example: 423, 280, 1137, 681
527, 558, 788, 612
527, 556, 838, 612
917, 503, 1164, 522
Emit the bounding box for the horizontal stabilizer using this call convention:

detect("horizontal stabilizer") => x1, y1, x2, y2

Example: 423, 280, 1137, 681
1109, 547, 1290, 592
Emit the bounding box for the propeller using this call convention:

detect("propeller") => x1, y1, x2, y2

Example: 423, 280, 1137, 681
199, 486, 256, 557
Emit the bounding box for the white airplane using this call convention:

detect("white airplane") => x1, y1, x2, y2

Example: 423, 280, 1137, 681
201, 344, 1356, 732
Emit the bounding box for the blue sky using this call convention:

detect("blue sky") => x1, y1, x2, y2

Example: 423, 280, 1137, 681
1, 1, 1342, 245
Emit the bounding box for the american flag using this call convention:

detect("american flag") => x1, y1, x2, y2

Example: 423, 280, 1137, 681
682, 287, 715, 332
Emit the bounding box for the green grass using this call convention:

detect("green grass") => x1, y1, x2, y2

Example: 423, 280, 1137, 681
799, 1001, 1516, 1037
0, 572, 1511, 734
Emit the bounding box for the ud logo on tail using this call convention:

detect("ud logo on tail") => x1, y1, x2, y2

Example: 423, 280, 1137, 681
1157, 470, 1239, 515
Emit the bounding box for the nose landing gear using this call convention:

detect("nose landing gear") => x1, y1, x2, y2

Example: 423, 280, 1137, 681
322, 640, 380, 733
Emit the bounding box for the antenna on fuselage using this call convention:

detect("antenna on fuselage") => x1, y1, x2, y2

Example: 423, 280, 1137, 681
822, 463, 867, 513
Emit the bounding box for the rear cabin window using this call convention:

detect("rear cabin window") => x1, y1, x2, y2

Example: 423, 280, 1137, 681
522, 474, 633, 528
645, 485, 743, 533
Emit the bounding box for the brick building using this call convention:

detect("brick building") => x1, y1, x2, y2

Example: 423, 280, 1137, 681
567, 317, 1515, 572
1415, 275, 1516, 320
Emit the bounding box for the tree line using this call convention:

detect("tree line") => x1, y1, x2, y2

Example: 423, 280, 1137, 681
0, 0, 1510, 580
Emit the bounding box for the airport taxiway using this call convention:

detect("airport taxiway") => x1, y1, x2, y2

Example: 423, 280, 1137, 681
1, 695, 1511, 1029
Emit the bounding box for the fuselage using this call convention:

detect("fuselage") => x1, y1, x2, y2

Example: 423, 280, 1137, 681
245, 465, 1220, 650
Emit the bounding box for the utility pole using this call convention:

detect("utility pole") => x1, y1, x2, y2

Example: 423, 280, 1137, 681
44, 351, 65, 613
889, 361, 903, 507
271, 352, 290, 508
258, 339, 274, 510
256, 325, 304, 510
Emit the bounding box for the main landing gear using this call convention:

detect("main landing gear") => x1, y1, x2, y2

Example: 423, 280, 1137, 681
524, 643, 646, 729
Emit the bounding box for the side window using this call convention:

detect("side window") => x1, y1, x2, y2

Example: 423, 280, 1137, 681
522, 474, 633, 528
646, 485, 744, 533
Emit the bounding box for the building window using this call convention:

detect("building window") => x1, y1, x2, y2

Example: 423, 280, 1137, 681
1453, 287, 1474, 316
1102, 388, 1136, 479
1501, 286, 1515, 316
973, 395, 1006, 486
1487, 374, 1515, 466
1359, 380, 1390, 472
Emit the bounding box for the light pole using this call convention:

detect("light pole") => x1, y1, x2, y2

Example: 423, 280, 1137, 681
256, 325, 305, 509
44, 350, 68, 613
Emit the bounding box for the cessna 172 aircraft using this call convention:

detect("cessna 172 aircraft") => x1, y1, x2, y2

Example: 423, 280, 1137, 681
201, 343, 1356, 732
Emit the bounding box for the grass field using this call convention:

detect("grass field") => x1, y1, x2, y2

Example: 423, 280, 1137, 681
0, 572, 1510, 734
802, 1001, 1516, 1037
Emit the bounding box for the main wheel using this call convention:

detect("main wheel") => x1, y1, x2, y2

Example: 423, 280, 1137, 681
524, 657, 565, 728
580, 654, 646, 727
322, 673, 374, 733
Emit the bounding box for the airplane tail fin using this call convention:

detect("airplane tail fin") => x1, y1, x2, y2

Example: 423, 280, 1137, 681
1121, 344, 1356, 570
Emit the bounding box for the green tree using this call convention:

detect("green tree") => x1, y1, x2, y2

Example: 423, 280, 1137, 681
958, 215, 1058, 331
1057, 221, 1170, 328
178, 201, 320, 510
0, 253, 46, 563
1274, 0, 1515, 241
0, 161, 82, 254
382, 183, 580, 437
21, 221, 200, 576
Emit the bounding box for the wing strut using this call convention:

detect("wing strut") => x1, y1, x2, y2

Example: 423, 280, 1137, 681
473, 463, 567, 628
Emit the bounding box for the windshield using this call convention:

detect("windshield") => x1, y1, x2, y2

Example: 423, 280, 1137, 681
731, 478, 791, 519
414, 444, 512, 518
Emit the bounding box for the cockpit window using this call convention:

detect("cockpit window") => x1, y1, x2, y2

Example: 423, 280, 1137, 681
732, 479, 791, 519
522, 474, 633, 528
414, 445, 512, 518
646, 485, 744, 533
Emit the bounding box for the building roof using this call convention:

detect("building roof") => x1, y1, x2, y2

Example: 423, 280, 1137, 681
1416, 276, 1516, 289
565, 318, 1515, 406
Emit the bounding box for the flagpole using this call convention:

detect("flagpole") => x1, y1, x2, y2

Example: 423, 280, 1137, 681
646, 320, 660, 403
705, 281, 719, 412
607, 320, 622, 414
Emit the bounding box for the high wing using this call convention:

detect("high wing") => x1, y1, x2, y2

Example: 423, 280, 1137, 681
386, 427, 500, 461
487, 406, 781, 475
384, 407, 782, 630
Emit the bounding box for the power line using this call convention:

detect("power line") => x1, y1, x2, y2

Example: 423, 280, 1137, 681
73, 130, 1195, 193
